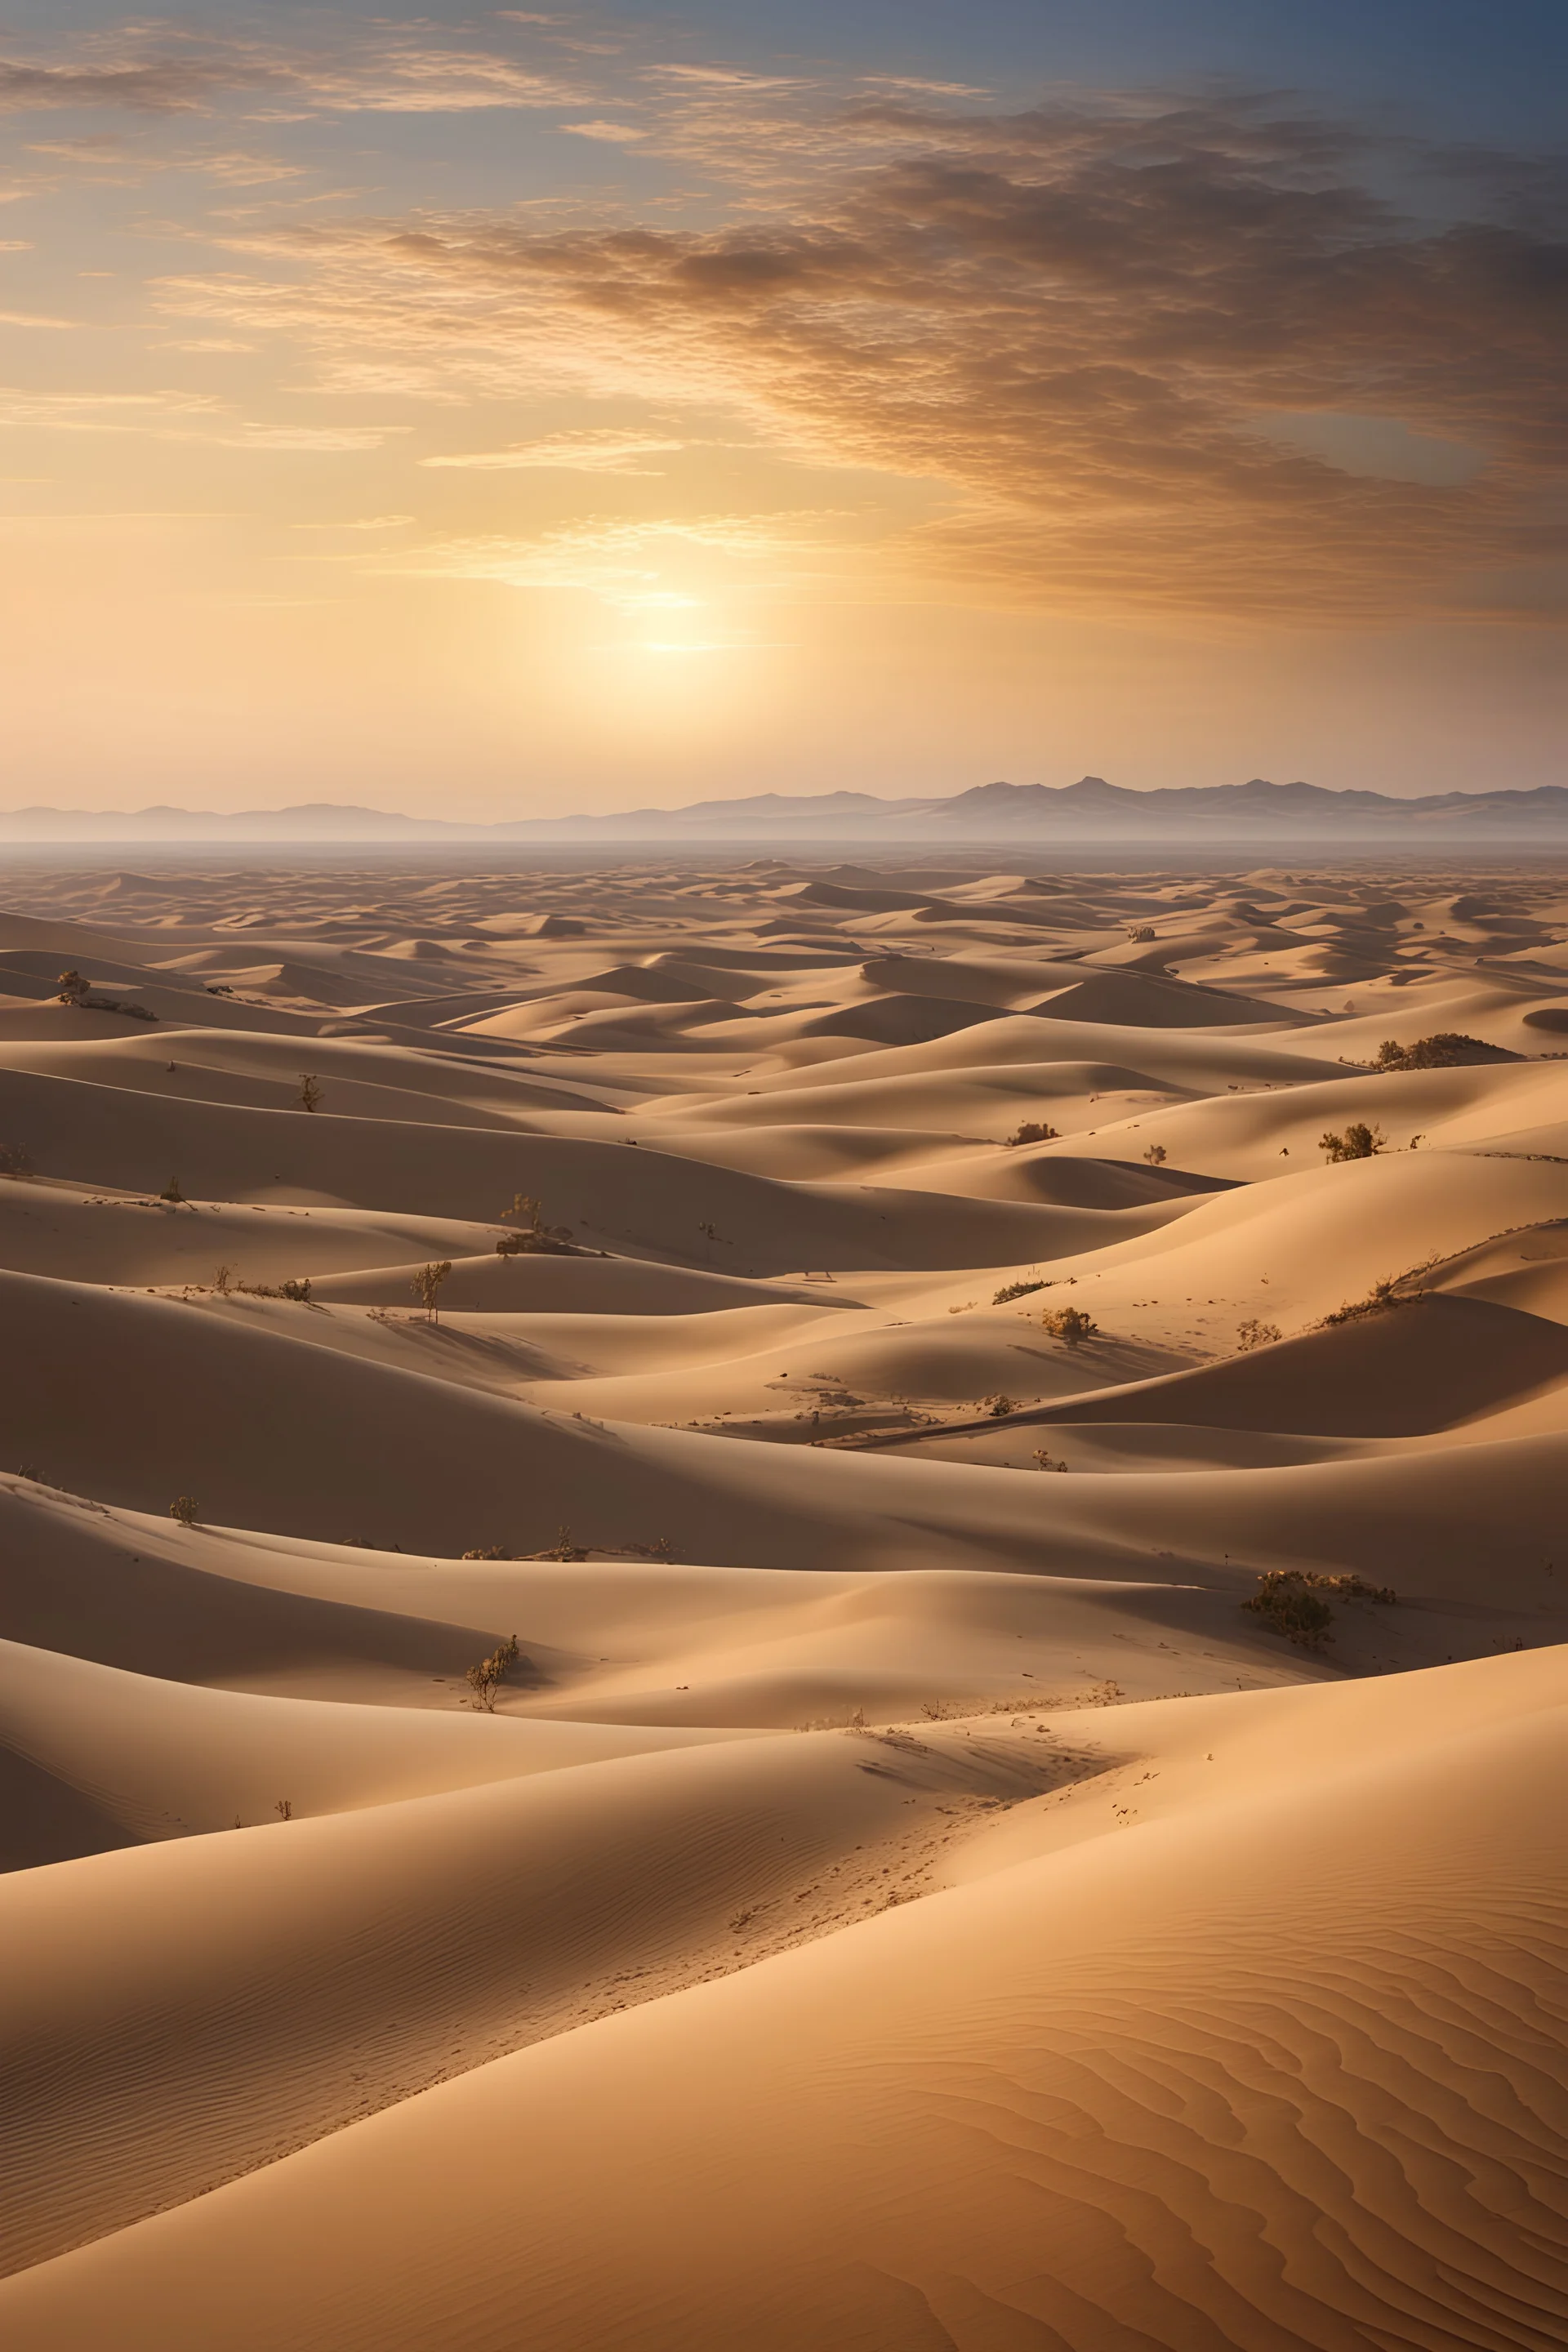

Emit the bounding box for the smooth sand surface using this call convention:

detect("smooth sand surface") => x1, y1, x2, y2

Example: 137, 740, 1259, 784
1, 851, 1565, 2346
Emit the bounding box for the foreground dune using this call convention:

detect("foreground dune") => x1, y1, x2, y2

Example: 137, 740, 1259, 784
1, 852, 1565, 2345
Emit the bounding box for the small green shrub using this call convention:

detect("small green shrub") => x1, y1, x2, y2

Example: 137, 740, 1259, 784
1244, 1566, 1396, 1646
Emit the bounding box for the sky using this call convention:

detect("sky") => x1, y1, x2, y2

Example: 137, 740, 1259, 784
0, 2, 1562, 817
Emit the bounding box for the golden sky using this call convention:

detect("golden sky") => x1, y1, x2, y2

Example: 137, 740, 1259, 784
0, 7, 1563, 814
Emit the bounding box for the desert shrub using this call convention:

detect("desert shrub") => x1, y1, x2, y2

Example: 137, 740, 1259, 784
274, 1798, 292, 1822
297, 1074, 323, 1112
279, 1277, 313, 1304
1245, 1572, 1333, 1645
0, 1144, 32, 1179
1033, 1448, 1069, 1472
461, 1544, 512, 1561
1042, 1305, 1096, 1344
1143, 1143, 1167, 1166
412, 1260, 452, 1322
1126, 925, 1156, 943
1320, 1122, 1385, 1162
206, 982, 234, 997
1236, 1317, 1282, 1351
1006, 1120, 1058, 1147
465, 1633, 521, 1712
1321, 1274, 1420, 1325
984, 1393, 1015, 1418
993, 1277, 1045, 1304
1244, 1566, 1396, 1646
497, 1194, 578, 1254
160, 1176, 188, 1204
1374, 1032, 1509, 1071
528, 1526, 588, 1561
56, 969, 89, 1005
212, 1263, 234, 1294
169, 1494, 198, 1526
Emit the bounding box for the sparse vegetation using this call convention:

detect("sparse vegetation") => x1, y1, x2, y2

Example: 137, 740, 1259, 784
212, 1264, 234, 1295
496, 1194, 580, 1254
1042, 1305, 1096, 1344
56, 969, 90, 1006
1320, 1262, 1434, 1325
1032, 1449, 1069, 1472
1127, 925, 1156, 944
412, 1260, 452, 1322
1143, 1143, 1168, 1166
274, 1798, 292, 1822
297, 1074, 323, 1112
1244, 1567, 1396, 1647
1005, 1120, 1059, 1147
993, 1276, 1045, 1304
160, 1176, 188, 1204
1374, 1032, 1511, 1071
1320, 1122, 1386, 1162
279, 1277, 313, 1304
983, 1393, 1015, 1418
461, 1544, 511, 1561
1235, 1317, 1282, 1351
169, 1494, 198, 1526
464, 1633, 521, 1712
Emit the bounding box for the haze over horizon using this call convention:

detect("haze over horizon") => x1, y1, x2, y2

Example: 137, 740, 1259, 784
1, 2, 1562, 815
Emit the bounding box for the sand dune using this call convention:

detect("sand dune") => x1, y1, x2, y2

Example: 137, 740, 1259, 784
1, 850, 1565, 2345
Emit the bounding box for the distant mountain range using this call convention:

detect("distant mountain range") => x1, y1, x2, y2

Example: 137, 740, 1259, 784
2, 778, 1566, 845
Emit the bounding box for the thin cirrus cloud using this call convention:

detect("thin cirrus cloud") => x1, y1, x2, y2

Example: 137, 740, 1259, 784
152, 91, 1566, 622
421, 429, 684, 475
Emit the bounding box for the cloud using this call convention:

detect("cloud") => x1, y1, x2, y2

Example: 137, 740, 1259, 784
176, 91, 1562, 620
421, 427, 684, 474
378, 511, 850, 607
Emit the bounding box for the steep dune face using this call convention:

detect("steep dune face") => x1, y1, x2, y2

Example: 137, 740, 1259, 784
0, 852, 1566, 2346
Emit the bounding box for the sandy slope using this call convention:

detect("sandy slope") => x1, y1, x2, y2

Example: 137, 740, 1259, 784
1, 850, 1565, 2345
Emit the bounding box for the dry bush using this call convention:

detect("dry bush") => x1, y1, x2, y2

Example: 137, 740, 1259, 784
461, 1544, 512, 1561
160, 1176, 188, 1204
297, 1074, 323, 1112
983, 1393, 1016, 1418
1143, 1142, 1168, 1165
1005, 1120, 1058, 1147
1127, 925, 1156, 943
1374, 1032, 1511, 1071
993, 1276, 1045, 1303
1042, 1305, 1096, 1344
1320, 1123, 1386, 1162
1033, 1449, 1069, 1472
56, 969, 89, 1005
212, 1263, 234, 1294
1235, 1317, 1282, 1351
496, 1193, 579, 1254
412, 1261, 452, 1322
274, 1798, 292, 1822
1245, 1566, 1396, 1646
465, 1633, 521, 1712
168, 1494, 198, 1526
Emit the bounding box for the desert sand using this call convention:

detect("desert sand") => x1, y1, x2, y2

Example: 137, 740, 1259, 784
0, 849, 1565, 2349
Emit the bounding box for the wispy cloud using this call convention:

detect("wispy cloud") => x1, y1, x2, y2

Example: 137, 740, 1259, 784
149, 91, 1565, 618
421, 427, 684, 474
